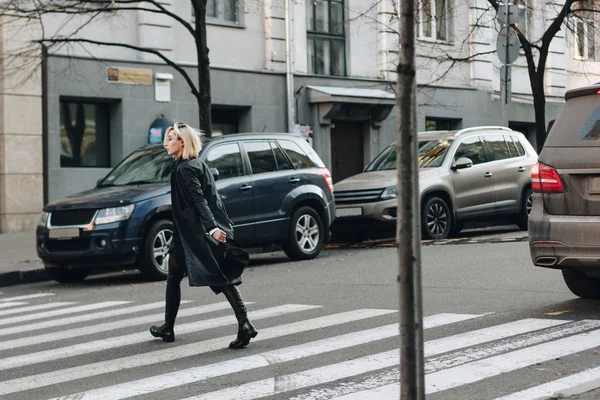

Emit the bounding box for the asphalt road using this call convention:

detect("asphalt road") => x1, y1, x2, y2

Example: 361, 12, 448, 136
1, 238, 599, 399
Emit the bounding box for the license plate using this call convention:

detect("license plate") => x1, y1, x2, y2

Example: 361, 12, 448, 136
49, 228, 80, 239
336, 207, 363, 217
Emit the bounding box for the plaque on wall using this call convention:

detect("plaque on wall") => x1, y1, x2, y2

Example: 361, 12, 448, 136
107, 67, 152, 85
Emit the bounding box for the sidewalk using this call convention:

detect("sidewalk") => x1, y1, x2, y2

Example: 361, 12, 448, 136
0, 231, 47, 287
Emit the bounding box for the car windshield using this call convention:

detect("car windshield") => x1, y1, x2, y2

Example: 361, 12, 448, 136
98, 146, 172, 187
365, 139, 453, 172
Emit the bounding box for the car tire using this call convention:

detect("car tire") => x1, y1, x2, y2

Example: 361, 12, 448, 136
45, 265, 90, 284
516, 187, 533, 231
421, 196, 452, 240
140, 219, 173, 281
562, 269, 600, 299
282, 206, 324, 261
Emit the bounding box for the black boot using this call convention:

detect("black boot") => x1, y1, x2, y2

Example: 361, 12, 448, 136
150, 273, 181, 343
222, 285, 258, 349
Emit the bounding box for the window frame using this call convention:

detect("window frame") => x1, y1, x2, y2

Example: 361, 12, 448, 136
58, 98, 112, 169
194, 0, 242, 27
417, 0, 449, 42
243, 140, 280, 175
306, 0, 347, 76
452, 136, 488, 166
575, 19, 597, 60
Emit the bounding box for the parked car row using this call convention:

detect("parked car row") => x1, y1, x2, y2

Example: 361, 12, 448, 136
37, 134, 335, 283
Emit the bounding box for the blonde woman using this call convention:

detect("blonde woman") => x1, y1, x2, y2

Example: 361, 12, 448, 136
149, 123, 257, 348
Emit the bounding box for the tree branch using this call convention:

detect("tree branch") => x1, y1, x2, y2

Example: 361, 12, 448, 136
38, 37, 200, 98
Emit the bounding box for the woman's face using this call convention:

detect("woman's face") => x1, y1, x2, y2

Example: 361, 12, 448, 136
165, 129, 184, 158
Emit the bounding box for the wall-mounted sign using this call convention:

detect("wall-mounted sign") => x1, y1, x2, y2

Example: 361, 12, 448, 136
107, 67, 152, 85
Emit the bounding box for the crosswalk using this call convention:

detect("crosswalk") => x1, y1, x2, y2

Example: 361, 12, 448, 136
1, 294, 600, 399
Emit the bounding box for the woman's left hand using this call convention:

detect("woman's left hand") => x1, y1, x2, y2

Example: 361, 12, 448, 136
212, 228, 227, 243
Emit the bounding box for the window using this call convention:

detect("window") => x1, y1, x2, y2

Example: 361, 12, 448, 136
271, 142, 293, 171
454, 137, 486, 165
203, 0, 239, 24
426, 117, 460, 131
575, 20, 596, 60
307, 0, 346, 76
511, 136, 526, 156
59, 100, 110, 168
204, 143, 244, 180
244, 141, 278, 174
278, 140, 317, 169
484, 135, 511, 161
99, 147, 171, 187
418, 0, 448, 41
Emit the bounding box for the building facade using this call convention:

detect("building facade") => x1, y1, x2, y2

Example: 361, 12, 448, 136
0, 0, 599, 232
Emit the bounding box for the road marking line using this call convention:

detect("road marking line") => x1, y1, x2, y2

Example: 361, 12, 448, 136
315, 319, 600, 400
0, 301, 238, 352
0, 302, 27, 310
0, 301, 132, 326
0, 301, 190, 337
0, 302, 76, 318
0, 304, 318, 371
184, 318, 572, 400
0, 293, 54, 302
0, 309, 396, 396
495, 365, 600, 400
47, 313, 486, 400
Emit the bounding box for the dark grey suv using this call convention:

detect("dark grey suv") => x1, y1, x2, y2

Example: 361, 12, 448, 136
36, 134, 335, 283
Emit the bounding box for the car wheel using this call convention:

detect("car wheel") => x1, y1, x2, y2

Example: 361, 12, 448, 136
283, 206, 324, 261
140, 219, 173, 281
516, 187, 533, 231
421, 196, 452, 240
44, 264, 90, 284
562, 269, 600, 299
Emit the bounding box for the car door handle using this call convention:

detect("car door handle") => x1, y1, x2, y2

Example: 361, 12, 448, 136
289, 177, 300, 184
484, 172, 493, 178
518, 166, 526, 172
239, 184, 253, 191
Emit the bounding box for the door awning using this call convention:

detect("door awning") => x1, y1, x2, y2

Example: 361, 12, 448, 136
307, 85, 396, 105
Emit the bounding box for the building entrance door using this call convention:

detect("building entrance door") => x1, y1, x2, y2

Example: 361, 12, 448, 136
331, 122, 364, 183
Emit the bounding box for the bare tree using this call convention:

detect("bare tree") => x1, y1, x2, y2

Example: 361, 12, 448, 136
1, 0, 214, 135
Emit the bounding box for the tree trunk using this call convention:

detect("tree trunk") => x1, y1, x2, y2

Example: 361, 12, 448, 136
194, 0, 212, 136
529, 69, 547, 152
396, 0, 425, 398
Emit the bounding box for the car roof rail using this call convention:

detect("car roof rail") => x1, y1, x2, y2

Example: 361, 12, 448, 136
454, 126, 512, 136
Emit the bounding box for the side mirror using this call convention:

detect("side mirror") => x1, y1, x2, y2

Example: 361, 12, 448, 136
452, 157, 473, 170
210, 168, 220, 182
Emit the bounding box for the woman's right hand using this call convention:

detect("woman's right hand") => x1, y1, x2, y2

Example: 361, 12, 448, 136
211, 228, 227, 243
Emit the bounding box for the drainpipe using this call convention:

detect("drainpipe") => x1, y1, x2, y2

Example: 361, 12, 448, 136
285, 0, 295, 133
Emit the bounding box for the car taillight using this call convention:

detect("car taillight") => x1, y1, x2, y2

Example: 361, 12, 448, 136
531, 162, 565, 193
320, 168, 334, 194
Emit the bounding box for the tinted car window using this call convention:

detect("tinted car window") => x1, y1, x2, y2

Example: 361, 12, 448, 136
511, 136, 526, 156
454, 137, 486, 165
545, 94, 600, 147
278, 139, 316, 169
100, 146, 171, 187
505, 135, 520, 158
271, 141, 293, 170
245, 141, 278, 174
418, 139, 452, 168
204, 143, 244, 179
485, 135, 511, 161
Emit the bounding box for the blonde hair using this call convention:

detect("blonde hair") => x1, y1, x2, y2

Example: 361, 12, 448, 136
164, 123, 204, 159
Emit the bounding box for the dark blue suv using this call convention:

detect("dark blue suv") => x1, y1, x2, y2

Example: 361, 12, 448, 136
36, 134, 335, 283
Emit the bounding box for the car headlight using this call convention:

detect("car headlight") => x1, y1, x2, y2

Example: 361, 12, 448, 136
95, 204, 135, 225
39, 212, 49, 227
381, 186, 398, 200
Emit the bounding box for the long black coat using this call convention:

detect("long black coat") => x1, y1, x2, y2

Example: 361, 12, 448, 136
170, 157, 242, 288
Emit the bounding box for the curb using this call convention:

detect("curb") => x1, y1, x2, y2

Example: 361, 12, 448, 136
325, 235, 529, 249
0, 268, 49, 287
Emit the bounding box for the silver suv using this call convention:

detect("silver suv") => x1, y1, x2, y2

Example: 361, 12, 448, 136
333, 126, 538, 239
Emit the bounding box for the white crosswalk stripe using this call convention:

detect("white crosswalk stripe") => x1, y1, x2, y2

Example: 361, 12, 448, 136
0, 301, 28, 309
0, 293, 54, 302
0, 300, 131, 326
4, 298, 600, 400
0, 301, 75, 317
